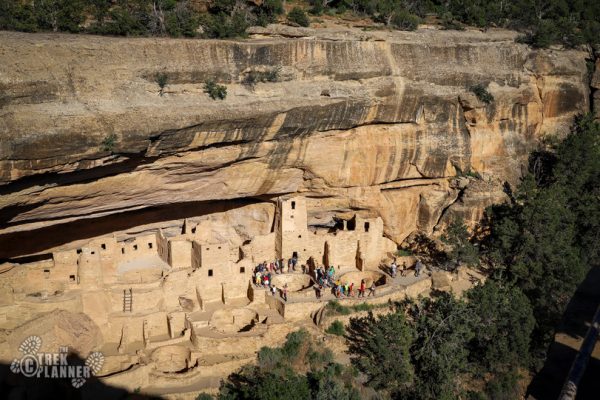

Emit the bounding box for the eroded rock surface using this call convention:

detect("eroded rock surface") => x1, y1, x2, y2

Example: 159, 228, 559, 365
0, 26, 591, 256
1, 310, 102, 359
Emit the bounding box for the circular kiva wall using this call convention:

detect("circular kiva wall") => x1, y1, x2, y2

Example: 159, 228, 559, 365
151, 345, 191, 373
209, 308, 258, 334
339, 271, 386, 287
270, 274, 313, 292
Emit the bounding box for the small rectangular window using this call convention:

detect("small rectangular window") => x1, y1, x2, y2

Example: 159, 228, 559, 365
191, 227, 196, 233
133, 244, 138, 250
69, 275, 76, 282
208, 269, 213, 277
76, 249, 82, 254
291, 201, 296, 210
364, 222, 370, 232
240, 267, 245, 273
101, 244, 106, 250
148, 243, 153, 249
121, 248, 125, 254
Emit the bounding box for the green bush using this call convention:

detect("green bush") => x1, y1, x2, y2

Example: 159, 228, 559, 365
351, 302, 376, 312
242, 67, 281, 87
164, 3, 200, 37
88, 7, 149, 36
441, 12, 464, 30
0, 1, 38, 32
440, 218, 480, 266
346, 309, 415, 392
156, 72, 168, 96
260, 0, 284, 21
199, 11, 249, 39
327, 300, 351, 315
36, 0, 86, 33
465, 169, 482, 179
203, 79, 227, 100
395, 249, 413, 257
484, 370, 522, 400
101, 133, 117, 153
467, 281, 535, 372
390, 10, 420, 31
288, 7, 310, 27
327, 300, 384, 315
326, 320, 345, 336
470, 84, 494, 104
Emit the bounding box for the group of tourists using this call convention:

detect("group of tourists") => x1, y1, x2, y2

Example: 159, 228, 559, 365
270, 283, 288, 301
387, 258, 425, 278
326, 278, 377, 298
389, 259, 407, 278
253, 267, 273, 288
309, 263, 377, 300
252, 253, 426, 303
254, 256, 299, 277
253, 260, 297, 302
313, 265, 336, 287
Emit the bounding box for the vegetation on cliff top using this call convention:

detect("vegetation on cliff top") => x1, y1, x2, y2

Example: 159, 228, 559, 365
1, 0, 599, 48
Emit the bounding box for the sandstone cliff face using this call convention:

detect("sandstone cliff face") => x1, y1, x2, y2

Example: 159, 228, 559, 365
0, 27, 591, 257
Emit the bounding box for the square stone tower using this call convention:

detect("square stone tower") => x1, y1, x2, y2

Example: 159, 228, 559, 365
276, 197, 308, 262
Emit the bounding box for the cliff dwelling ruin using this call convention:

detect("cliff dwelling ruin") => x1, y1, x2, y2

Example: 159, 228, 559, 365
0, 13, 598, 397
0, 196, 481, 395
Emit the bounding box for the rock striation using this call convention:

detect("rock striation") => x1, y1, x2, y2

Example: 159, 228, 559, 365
0, 26, 592, 257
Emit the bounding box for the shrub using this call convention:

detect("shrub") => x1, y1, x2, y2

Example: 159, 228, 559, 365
470, 84, 494, 104
288, 7, 310, 27
242, 67, 281, 87
101, 133, 117, 153
260, 0, 284, 21
441, 12, 464, 30
465, 169, 482, 179
327, 300, 384, 315
36, 0, 86, 33
326, 320, 345, 336
484, 370, 522, 400
308, 0, 325, 16
466, 281, 535, 372
195, 394, 213, 400
199, 11, 249, 39
395, 249, 413, 257
203, 79, 227, 100
346, 309, 415, 392
327, 300, 351, 315
440, 218, 480, 267
164, 2, 200, 38
88, 7, 149, 36
390, 10, 420, 31
0, 1, 38, 32
156, 72, 168, 96
352, 302, 376, 312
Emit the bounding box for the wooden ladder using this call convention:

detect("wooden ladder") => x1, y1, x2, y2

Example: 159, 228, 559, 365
123, 288, 132, 312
